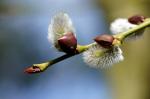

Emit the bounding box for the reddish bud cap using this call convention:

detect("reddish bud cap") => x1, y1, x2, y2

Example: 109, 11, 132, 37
24, 66, 41, 74
94, 34, 114, 48
128, 15, 146, 25
58, 32, 77, 53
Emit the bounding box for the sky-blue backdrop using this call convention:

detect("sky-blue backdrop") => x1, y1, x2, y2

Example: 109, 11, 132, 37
0, 0, 112, 99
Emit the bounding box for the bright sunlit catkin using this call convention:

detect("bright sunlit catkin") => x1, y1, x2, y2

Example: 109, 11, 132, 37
110, 18, 145, 41
83, 44, 124, 68
48, 12, 75, 51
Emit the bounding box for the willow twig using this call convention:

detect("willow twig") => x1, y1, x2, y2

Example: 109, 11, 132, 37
25, 18, 150, 74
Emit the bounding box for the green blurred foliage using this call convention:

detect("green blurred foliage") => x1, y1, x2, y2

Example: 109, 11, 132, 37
95, 0, 150, 99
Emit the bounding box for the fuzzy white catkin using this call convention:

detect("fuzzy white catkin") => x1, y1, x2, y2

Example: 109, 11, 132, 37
110, 18, 144, 41
83, 44, 124, 68
48, 12, 75, 50
110, 18, 137, 34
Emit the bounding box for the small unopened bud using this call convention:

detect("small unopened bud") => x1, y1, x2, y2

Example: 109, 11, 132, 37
58, 32, 77, 53
24, 66, 41, 74
128, 15, 146, 25
94, 34, 114, 48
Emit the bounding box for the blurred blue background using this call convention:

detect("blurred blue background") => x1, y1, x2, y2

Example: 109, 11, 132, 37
0, 0, 112, 99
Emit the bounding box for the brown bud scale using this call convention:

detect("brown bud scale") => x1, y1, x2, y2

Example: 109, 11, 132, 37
128, 15, 146, 25
58, 32, 77, 54
94, 34, 114, 48
24, 66, 41, 74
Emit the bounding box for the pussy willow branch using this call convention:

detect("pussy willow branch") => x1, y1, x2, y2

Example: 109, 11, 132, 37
114, 18, 150, 40
29, 43, 96, 72
26, 18, 150, 73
